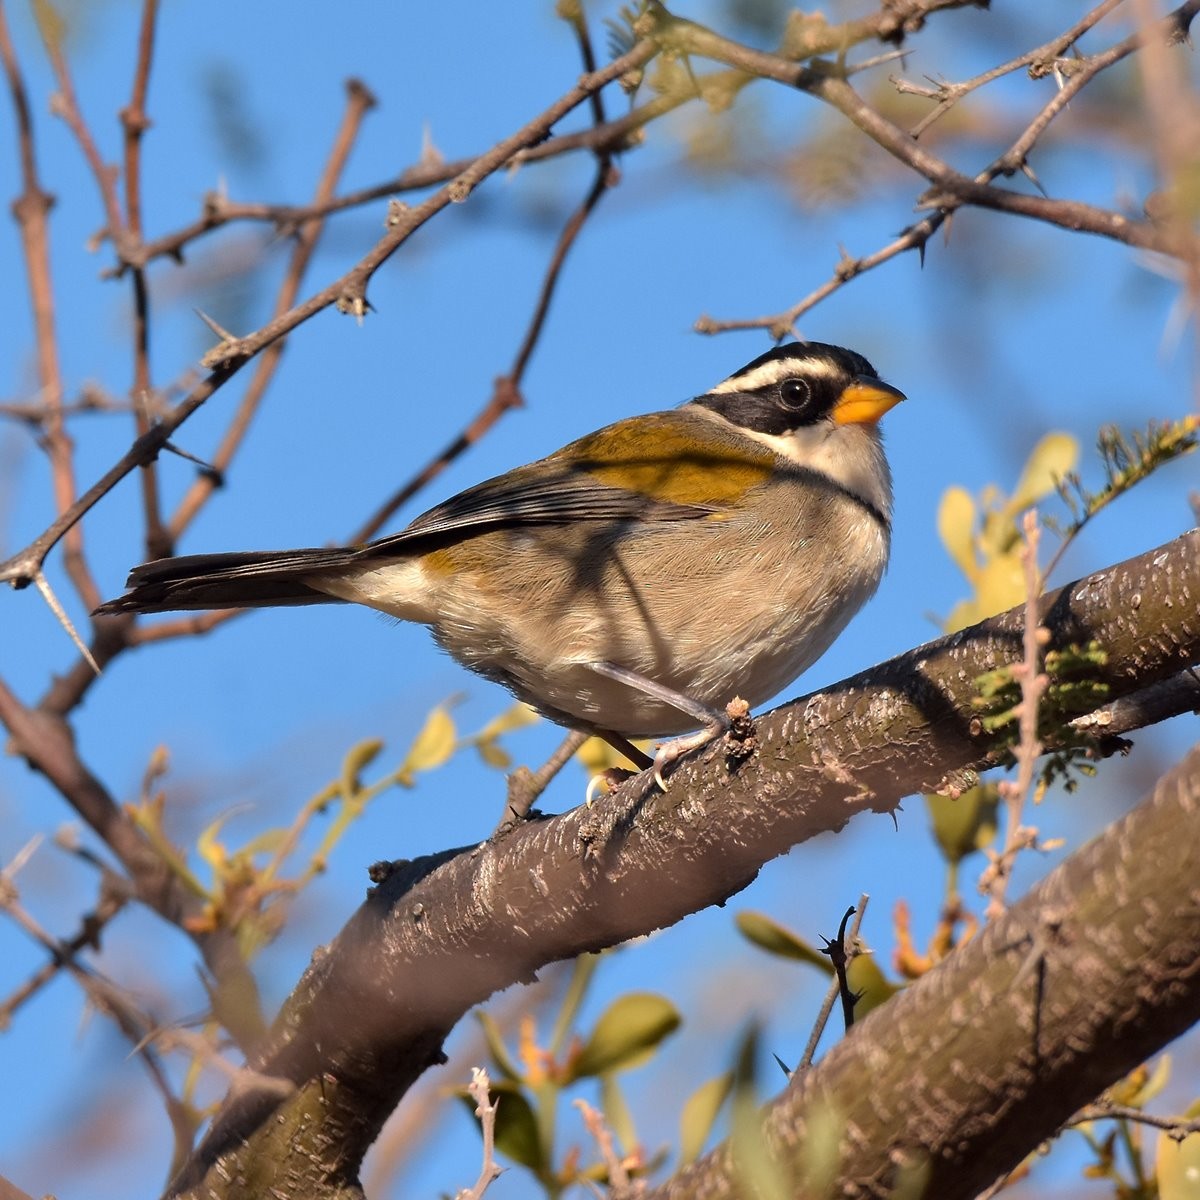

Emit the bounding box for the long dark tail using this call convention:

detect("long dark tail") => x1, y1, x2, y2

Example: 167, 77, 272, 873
94, 547, 363, 614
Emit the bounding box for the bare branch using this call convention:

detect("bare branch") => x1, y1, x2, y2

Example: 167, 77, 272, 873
686, 0, 1200, 336
0, 0, 96, 610
167, 78, 377, 543
0, 38, 657, 597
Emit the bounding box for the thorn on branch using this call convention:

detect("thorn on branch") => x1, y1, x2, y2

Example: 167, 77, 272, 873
1020, 159, 1048, 198
820, 904, 862, 1031
32, 571, 99, 674
162, 440, 224, 486
194, 309, 247, 369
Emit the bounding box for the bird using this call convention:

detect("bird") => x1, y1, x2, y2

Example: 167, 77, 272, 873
96, 341, 904, 781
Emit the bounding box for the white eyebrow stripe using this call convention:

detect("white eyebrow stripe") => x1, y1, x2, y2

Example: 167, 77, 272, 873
707, 355, 842, 395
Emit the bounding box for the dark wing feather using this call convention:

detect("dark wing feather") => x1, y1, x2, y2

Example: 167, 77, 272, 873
95, 548, 360, 614
97, 412, 741, 614
362, 460, 714, 558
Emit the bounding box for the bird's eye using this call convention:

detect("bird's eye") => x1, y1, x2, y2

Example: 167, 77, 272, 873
779, 377, 812, 410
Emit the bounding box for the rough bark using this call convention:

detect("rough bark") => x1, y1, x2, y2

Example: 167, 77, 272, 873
652, 741, 1200, 1199
172, 527, 1200, 1199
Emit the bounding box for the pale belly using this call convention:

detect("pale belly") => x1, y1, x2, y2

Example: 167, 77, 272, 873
418, 510, 889, 737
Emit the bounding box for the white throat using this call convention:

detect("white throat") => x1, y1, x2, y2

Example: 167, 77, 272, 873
745, 420, 893, 522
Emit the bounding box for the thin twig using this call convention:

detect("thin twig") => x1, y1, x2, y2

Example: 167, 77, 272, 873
0, 847, 195, 1158
121, 0, 167, 559
897, 0, 1127, 137
456, 1068, 504, 1200
689, 1, 1200, 337
168, 78, 377, 543
0, 2, 97, 611
0, 865, 128, 1027
1070, 1102, 1200, 1140
576, 1098, 638, 1195
980, 512, 1048, 919
501, 730, 590, 832
352, 34, 621, 544
114, 84, 687, 275
796, 894, 869, 1071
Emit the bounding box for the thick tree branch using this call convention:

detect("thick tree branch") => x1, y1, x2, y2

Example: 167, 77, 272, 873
171, 528, 1200, 1197
655, 739, 1200, 1199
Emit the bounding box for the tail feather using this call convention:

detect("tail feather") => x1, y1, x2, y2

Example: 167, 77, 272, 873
94, 548, 362, 615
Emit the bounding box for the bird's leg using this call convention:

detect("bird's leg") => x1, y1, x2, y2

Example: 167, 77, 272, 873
586, 661, 731, 790
595, 729, 653, 771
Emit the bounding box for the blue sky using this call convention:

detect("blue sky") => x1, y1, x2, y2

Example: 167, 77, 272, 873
1, 3, 1197, 1197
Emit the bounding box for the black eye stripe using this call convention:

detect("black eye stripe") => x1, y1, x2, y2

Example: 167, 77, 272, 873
691, 391, 816, 436
691, 369, 837, 433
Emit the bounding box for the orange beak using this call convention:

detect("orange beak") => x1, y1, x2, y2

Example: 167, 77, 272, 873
833, 376, 906, 426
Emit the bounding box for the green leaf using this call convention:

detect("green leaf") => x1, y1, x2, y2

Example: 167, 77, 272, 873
475, 1009, 522, 1083
735, 911, 832, 972
459, 1083, 545, 1171
729, 1028, 790, 1200
797, 1100, 844, 1197
569, 992, 681, 1080
600, 1073, 637, 1154
925, 784, 1000, 866
844, 952, 901, 1021
679, 1073, 733, 1165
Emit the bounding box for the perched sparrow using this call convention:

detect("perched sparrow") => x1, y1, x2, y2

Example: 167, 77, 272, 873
97, 342, 904, 778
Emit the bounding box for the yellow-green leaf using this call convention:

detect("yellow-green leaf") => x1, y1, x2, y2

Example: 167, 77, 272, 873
402, 706, 457, 775
32, 0, 65, 52
730, 1032, 790, 1200
576, 734, 649, 774
937, 485, 978, 583
972, 551, 1026, 622
197, 812, 232, 870
925, 784, 1000, 866
1008, 432, 1079, 515
340, 738, 384, 800
1156, 1126, 1200, 1200
476, 740, 512, 770
797, 1100, 844, 1197
736, 911, 832, 972
238, 828, 290, 857
679, 1073, 733, 1165
569, 992, 681, 1080
476, 703, 539, 741
1127, 1056, 1173, 1108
